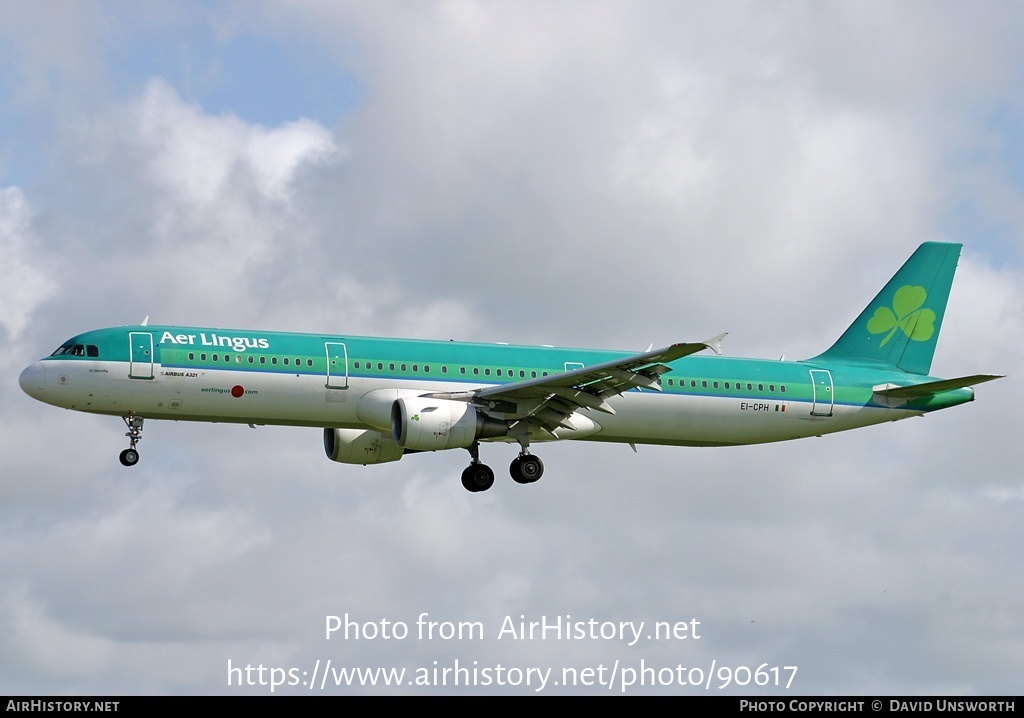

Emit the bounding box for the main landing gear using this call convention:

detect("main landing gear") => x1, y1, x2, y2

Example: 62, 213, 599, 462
461, 442, 545, 492
510, 454, 544, 484
119, 413, 144, 467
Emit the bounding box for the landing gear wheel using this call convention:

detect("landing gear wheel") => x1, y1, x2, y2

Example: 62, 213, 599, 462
120, 413, 144, 467
510, 457, 525, 483
510, 454, 543, 484
462, 464, 495, 492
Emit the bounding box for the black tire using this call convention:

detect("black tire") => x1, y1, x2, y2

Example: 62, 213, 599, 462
461, 464, 494, 492
119, 448, 139, 467
518, 455, 543, 483
509, 457, 526, 484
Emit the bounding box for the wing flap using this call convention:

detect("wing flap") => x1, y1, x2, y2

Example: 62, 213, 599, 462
548, 387, 616, 414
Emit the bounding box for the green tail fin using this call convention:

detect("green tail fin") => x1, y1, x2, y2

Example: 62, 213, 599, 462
811, 242, 961, 375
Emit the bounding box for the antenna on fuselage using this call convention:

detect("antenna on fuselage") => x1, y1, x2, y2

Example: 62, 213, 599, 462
141, 316, 149, 326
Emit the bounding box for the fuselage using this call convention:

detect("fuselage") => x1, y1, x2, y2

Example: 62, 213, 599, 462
19, 324, 974, 449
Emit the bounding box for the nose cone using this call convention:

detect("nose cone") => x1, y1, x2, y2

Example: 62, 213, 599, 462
19, 362, 45, 400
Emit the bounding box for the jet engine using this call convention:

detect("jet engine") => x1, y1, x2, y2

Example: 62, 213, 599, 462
324, 428, 404, 465
391, 397, 507, 451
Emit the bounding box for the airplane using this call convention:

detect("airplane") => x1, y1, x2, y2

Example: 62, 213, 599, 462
19, 242, 1001, 492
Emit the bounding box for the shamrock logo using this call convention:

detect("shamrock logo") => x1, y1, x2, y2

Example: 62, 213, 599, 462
866, 285, 936, 347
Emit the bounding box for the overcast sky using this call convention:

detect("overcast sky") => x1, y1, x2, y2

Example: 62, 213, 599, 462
1, 0, 1022, 695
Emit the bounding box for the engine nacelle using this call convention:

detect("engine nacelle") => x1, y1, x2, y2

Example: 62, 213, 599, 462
324, 428, 404, 465
357, 388, 427, 431
391, 397, 507, 451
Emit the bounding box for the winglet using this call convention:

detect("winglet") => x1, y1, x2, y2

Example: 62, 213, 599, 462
703, 332, 727, 356
141, 316, 150, 326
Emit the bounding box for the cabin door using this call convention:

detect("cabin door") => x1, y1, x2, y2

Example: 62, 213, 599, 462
809, 369, 834, 417
128, 332, 154, 379
325, 342, 349, 389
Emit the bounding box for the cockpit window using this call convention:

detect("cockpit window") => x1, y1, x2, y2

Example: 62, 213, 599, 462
50, 343, 98, 357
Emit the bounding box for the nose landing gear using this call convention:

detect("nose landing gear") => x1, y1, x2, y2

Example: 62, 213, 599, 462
119, 414, 144, 466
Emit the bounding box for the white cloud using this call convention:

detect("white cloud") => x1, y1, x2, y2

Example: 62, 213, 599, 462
0, 187, 56, 345
129, 78, 340, 207
2, 0, 1023, 696
0, 587, 114, 681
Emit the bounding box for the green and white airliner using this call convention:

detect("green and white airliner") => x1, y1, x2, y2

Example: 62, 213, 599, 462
20, 242, 1000, 492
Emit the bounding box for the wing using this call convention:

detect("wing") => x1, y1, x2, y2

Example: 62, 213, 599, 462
429, 334, 726, 435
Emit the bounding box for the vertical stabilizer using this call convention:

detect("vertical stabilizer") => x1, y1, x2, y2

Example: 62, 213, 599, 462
810, 242, 961, 375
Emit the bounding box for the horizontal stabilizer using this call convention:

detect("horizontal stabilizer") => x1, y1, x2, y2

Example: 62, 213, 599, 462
873, 374, 1003, 399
